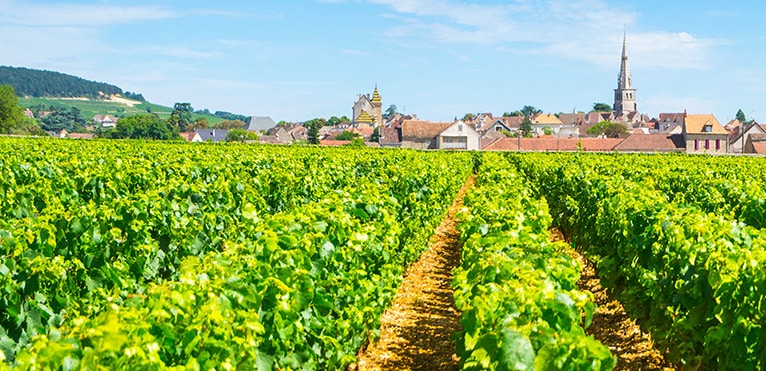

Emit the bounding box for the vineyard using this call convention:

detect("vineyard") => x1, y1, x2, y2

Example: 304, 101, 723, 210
0, 138, 765, 370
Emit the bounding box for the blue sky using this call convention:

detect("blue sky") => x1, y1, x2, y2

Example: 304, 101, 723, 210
1, 0, 764, 123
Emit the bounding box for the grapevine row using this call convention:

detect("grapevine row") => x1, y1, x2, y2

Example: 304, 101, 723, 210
511, 152, 766, 368
452, 154, 615, 370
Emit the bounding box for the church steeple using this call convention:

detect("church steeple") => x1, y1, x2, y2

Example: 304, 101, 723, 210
618, 32, 632, 89
614, 32, 637, 115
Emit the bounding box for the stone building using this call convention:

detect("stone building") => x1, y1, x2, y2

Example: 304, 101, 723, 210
352, 86, 383, 126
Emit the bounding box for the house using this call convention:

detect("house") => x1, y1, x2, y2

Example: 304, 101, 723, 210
744, 133, 766, 155
436, 120, 481, 150
244, 116, 277, 132
23, 108, 34, 118
400, 120, 452, 149
93, 114, 118, 128
194, 129, 229, 142
613, 133, 685, 152
729, 121, 766, 153
531, 113, 563, 134
682, 113, 728, 154
257, 135, 282, 144
379, 126, 402, 147
179, 131, 202, 142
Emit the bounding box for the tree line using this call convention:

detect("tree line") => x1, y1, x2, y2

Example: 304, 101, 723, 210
0, 66, 124, 98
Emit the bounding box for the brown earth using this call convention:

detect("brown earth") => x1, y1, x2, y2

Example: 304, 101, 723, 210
552, 229, 676, 371
354, 176, 475, 371
353, 179, 675, 371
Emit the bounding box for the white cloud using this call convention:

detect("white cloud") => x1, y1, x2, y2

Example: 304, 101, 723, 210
367, 0, 721, 70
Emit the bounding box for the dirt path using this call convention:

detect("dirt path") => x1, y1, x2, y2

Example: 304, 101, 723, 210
552, 229, 675, 371
354, 176, 474, 371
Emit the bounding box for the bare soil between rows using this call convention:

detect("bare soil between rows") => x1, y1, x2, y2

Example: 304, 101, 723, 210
552, 229, 675, 371
354, 176, 474, 370
354, 176, 675, 371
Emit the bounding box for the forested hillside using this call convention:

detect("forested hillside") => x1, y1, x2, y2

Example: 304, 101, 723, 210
0, 66, 123, 98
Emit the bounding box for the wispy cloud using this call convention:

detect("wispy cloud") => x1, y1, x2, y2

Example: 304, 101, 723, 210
0, 1, 178, 26
366, 0, 721, 70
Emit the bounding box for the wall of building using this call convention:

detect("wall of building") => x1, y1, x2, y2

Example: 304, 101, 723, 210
686, 134, 728, 154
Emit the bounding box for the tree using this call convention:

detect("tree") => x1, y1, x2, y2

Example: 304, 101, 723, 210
188, 118, 209, 130
370, 127, 380, 142
168, 102, 193, 131
40, 106, 86, 132
336, 130, 359, 140
0, 84, 25, 133
736, 109, 748, 125
520, 105, 542, 118
113, 113, 176, 140
587, 120, 628, 138
346, 137, 366, 147
303, 118, 326, 144
593, 103, 612, 112
384, 104, 397, 119
214, 119, 245, 129
503, 111, 522, 117
542, 126, 553, 135
226, 128, 258, 142
462, 113, 476, 122
520, 116, 533, 137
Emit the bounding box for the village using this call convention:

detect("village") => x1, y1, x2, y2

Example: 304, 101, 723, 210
157, 35, 766, 155
52, 35, 766, 155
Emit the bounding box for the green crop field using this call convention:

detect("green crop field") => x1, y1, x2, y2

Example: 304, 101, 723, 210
1, 138, 765, 370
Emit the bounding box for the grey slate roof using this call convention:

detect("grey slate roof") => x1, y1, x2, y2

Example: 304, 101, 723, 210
244, 116, 277, 131
195, 129, 229, 142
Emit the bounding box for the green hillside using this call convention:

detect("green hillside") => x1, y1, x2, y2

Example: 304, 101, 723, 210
19, 96, 226, 126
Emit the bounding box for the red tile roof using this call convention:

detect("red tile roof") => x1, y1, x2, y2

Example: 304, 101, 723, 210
401, 120, 452, 140
614, 133, 685, 152
483, 137, 623, 152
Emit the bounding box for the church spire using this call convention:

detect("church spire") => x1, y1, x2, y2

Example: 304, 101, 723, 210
618, 32, 632, 89
614, 32, 637, 115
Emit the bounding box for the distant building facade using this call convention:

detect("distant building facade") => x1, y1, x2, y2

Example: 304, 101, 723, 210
352, 86, 383, 126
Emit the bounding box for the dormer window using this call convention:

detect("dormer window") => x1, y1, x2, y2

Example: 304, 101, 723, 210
702, 124, 712, 133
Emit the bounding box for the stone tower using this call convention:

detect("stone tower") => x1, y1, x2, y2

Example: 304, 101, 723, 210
371, 85, 383, 126
613, 33, 637, 116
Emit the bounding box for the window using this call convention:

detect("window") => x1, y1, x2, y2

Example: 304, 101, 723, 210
694, 139, 699, 150
716, 139, 721, 150
702, 125, 712, 133
705, 139, 710, 149
458, 124, 463, 132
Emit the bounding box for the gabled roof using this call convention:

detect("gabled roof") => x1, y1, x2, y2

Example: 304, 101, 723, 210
195, 129, 229, 142
245, 116, 276, 131
178, 131, 200, 142
532, 113, 562, 125
684, 114, 727, 134
558, 113, 586, 126
258, 135, 281, 144
614, 133, 685, 152
729, 121, 766, 143
401, 120, 452, 140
